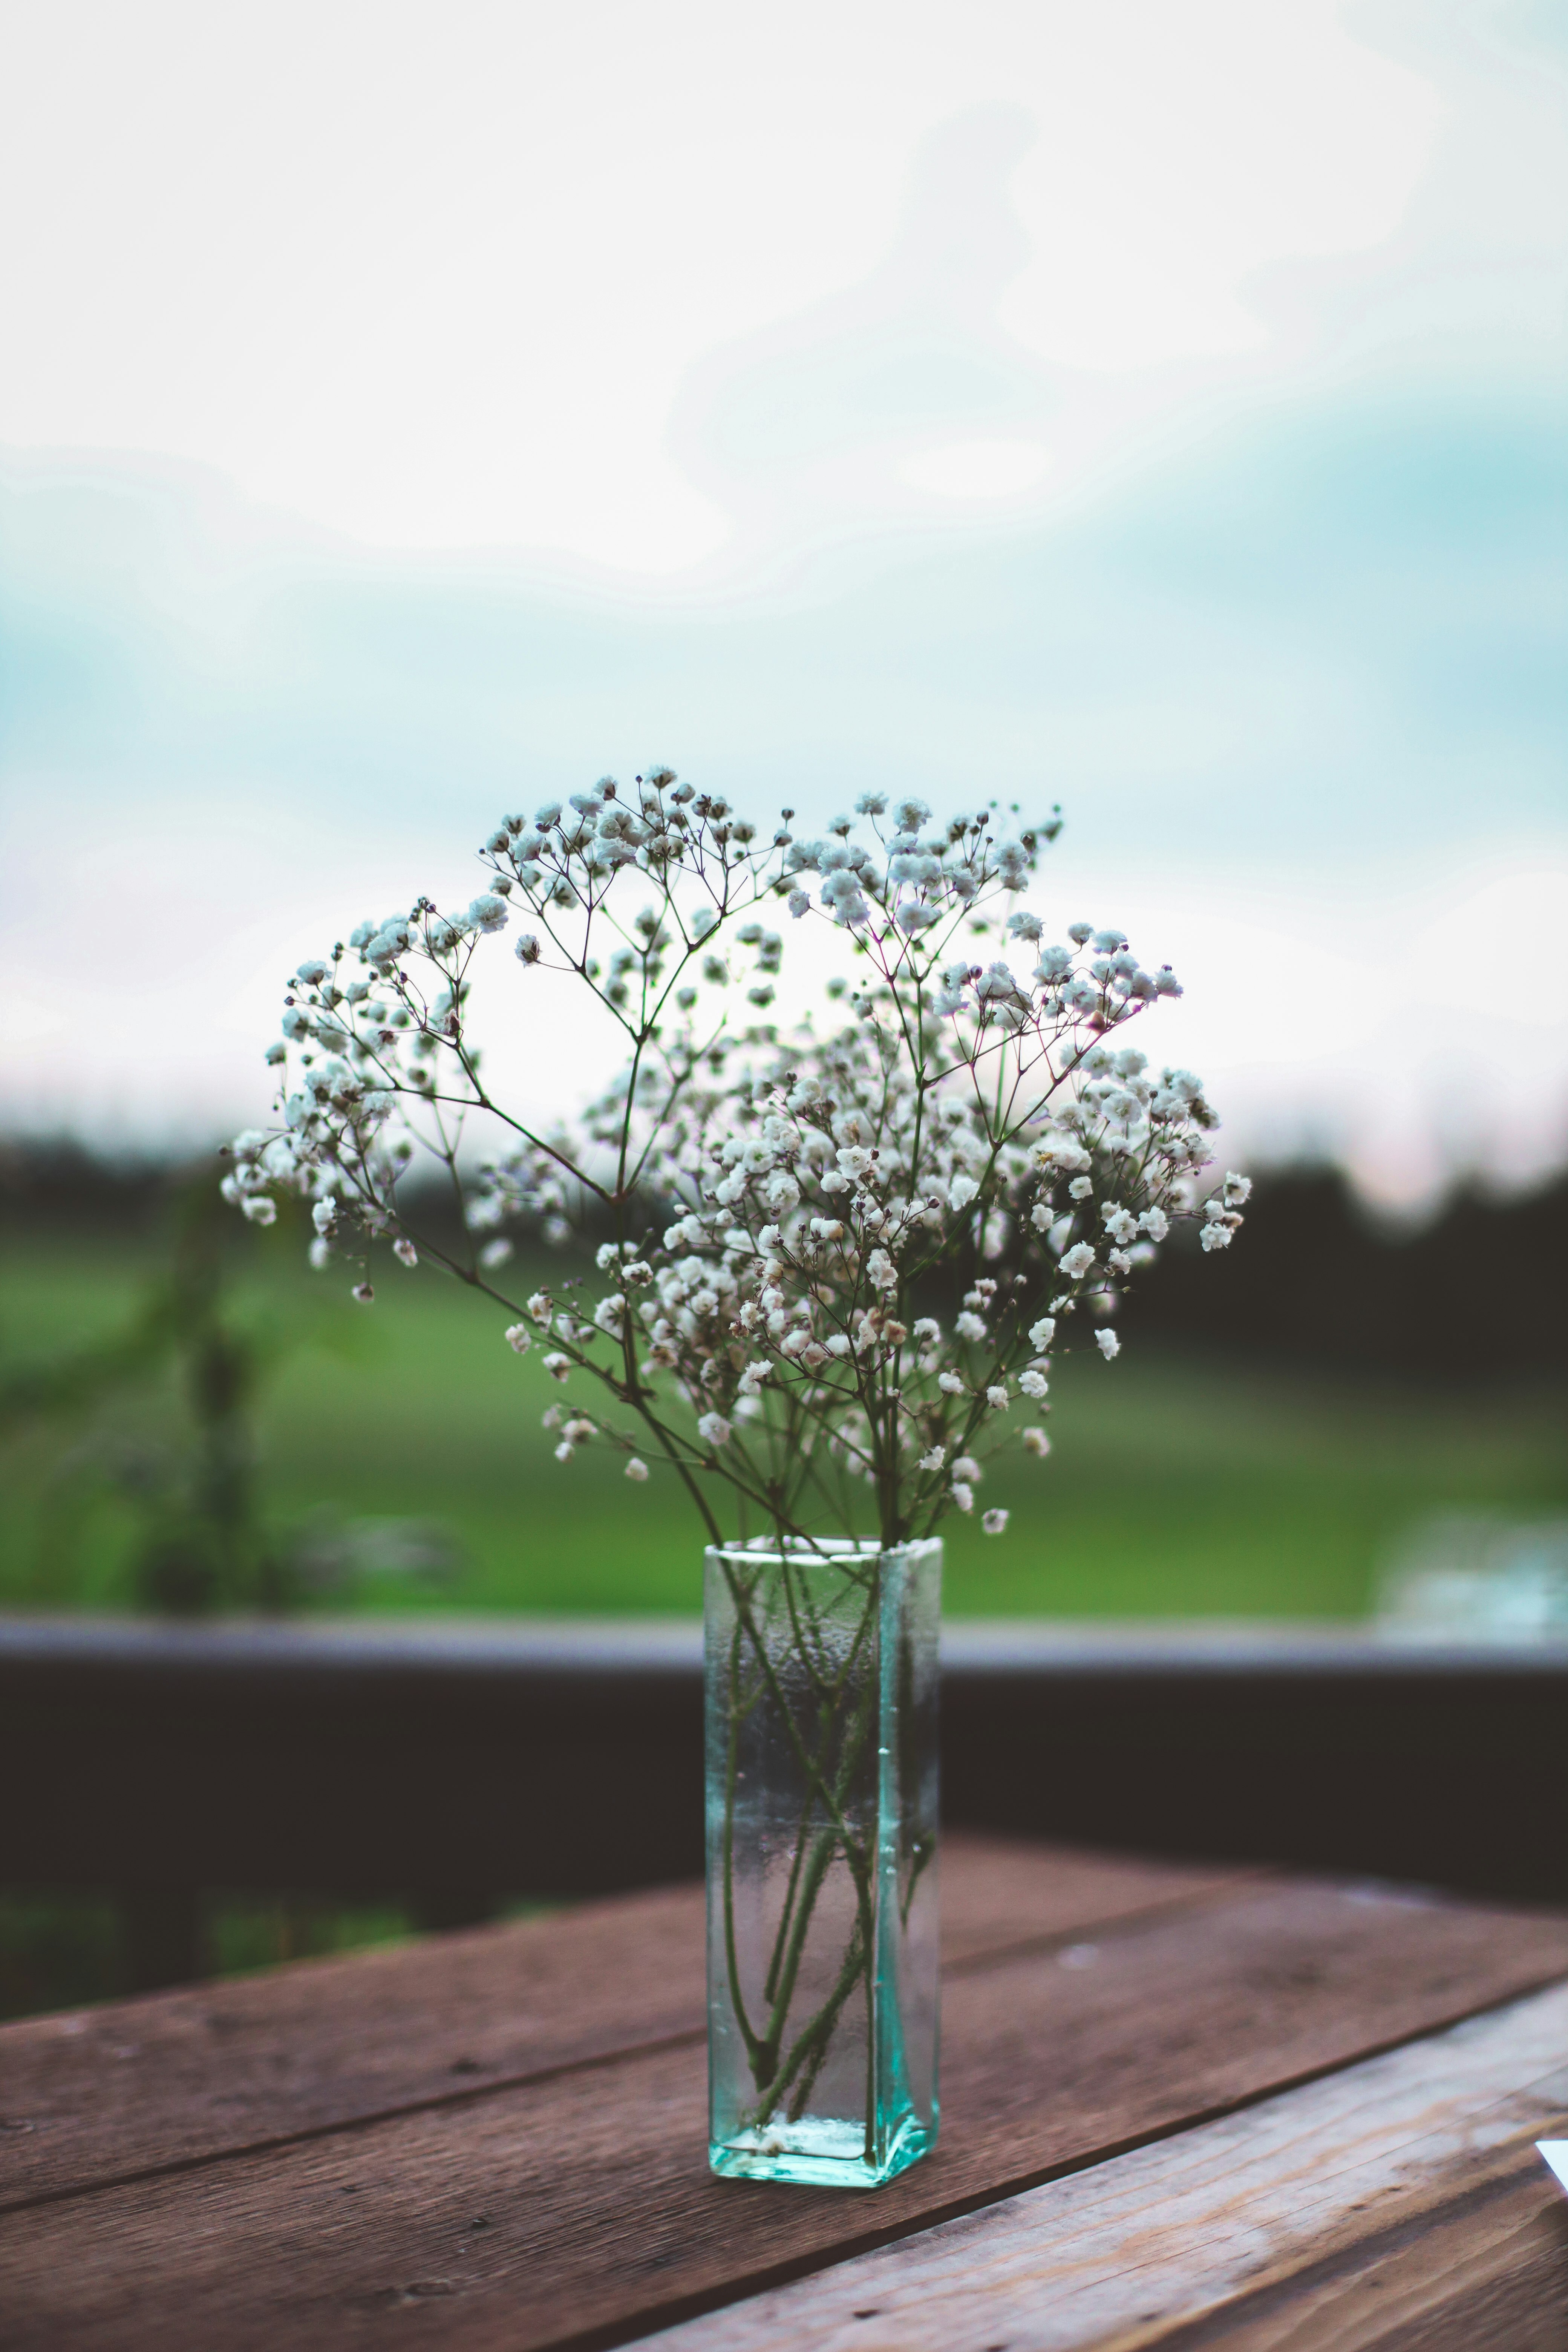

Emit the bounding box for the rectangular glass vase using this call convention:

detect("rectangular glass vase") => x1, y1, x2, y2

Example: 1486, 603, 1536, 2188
704, 1536, 940, 2188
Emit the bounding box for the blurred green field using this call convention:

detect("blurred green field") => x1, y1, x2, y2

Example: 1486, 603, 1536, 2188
2, 1236, 1565, 1619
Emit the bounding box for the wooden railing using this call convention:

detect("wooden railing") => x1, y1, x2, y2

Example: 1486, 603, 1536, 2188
5, 1615, 1565, 1987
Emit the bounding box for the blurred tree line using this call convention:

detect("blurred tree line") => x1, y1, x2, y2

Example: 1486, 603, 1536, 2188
1119, 1166, 1566, 1379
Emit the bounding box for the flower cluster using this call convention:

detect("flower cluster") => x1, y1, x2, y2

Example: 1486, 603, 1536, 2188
224, 774, 1244, 1548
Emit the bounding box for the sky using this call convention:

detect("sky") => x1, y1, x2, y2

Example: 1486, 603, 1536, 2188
0, 0, 1564, 1201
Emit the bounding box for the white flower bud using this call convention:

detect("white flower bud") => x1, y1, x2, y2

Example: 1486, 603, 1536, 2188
982, 1508, 1009, 1535
625, 1458, 650, 1482
1095, 1329, 1121, 1359
504, 1324, 532, 1354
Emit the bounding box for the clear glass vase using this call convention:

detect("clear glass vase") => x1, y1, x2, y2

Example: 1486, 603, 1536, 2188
704, 1536, 940, 2189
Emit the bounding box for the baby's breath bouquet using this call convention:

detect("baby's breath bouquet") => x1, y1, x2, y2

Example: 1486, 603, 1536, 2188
225, 767, 1246, 2187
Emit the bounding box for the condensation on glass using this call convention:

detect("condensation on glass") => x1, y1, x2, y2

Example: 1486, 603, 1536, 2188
704, 1537, 940, 2188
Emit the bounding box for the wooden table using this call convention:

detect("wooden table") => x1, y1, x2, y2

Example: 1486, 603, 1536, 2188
5, 1834, 1568, 2349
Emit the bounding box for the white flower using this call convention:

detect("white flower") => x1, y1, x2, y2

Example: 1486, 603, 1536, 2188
1018, 1367, 1048, 1400
1223, 1171, 1252, 1205
1022, 1427, 1050, 1458
480, 1237, 514, 1269
1200, 1222, 1234, 1251
951, 1481, 974, 1514
243, 1196, 278, 1226
528, 1292, 553, 1323
394, 1238, 418, 1268
1095, 1329, 1121, 1360
948, 1171, 980, 1213
504, 1324, 532, 1354
308, 1236, 331, 1270
986, 1383, 1009, 1410
954, 1311, 987, 1343
866, 1247, 897, 1291
1137, 1207, 1169, 1243
938, 1371, 965, 1395
625, 1458, 650, 1482
515, 933, 541, 963
788, 889, 811, 918
1028, 1316, 1056, 1352
352, 1282, 375, 1304
982, 1508, 1009, 1535
543, 1352, 571, 1381
554, 1439, 575, 1464
1102, 1206, 1136, 1245
595, 1242, 623, 1271
913, 1317, 941, 1345
697, 1411, 731, 1449
1060, 1242, 1096, 1280
593, 1293, 628, 1333
917, 1446, 945, 1472
952, 1455, 980, 1482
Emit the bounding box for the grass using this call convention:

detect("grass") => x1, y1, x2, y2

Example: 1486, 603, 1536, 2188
3, 1235, 1564, 1620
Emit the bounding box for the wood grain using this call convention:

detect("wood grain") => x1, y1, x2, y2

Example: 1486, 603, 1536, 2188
652, 1979, 1568, 2351
0, 1835, 1250, 2210
4, 1871, 1567, 2350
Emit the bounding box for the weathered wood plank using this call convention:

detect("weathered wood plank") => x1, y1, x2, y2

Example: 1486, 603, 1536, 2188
0, 1837, 1251, 2210
651, 1981, 1568, 2352
3, 1876, 1566, 2350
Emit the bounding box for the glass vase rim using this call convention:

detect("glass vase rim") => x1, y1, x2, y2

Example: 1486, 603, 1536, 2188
704, 1534, 942, 1565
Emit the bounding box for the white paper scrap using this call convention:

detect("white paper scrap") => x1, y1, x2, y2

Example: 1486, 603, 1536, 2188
1535, 2142, 1568, 2195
